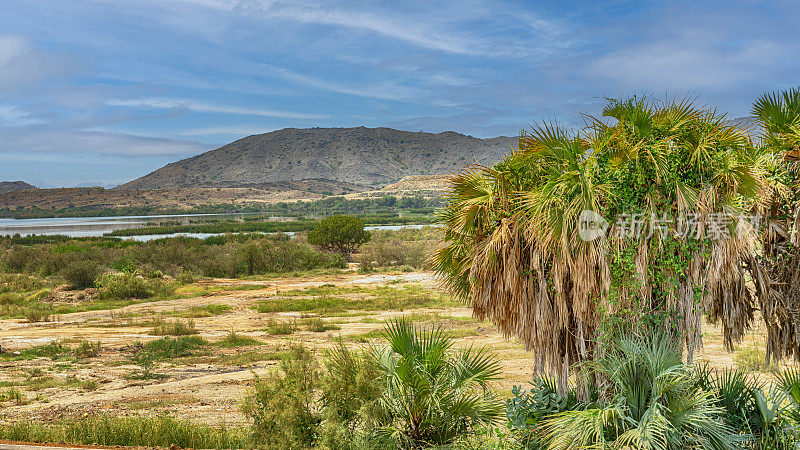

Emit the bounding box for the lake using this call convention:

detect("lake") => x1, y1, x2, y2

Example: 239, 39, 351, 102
0, 214, 431, 241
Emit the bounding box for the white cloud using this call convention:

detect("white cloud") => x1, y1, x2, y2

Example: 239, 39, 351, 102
106, 97, 327, 119
0, 128, 207, 156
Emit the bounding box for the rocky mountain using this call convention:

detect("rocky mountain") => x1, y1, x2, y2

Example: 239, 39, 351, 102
119, 127, 514, 189
0, 181, 36, 195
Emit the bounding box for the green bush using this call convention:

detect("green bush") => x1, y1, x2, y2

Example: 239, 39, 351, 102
61, 260, 100, 290
264, 319, 297, 335
308, 215, 371, 255
96, 272, 174, 300
215, 332, 262, 347
242, 346, 321, 449
73, 341, 101, 358
356, 227, 439, 269
149, 319, 198, 336
318, 342, 384, 449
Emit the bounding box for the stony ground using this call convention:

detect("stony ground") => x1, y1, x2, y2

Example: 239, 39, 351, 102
0, 270, 784, 427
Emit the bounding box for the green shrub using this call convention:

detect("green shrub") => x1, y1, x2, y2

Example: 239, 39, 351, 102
265, 319, 297, 335
96, 273, 174, 300
149, 319, 198, 336
242, 346, 320, 449
73, 341, 101, 358
302, 317, 340, 332
505, 377, 586, 447
215, 332, 262, 347
144, 336, 208, 359
318, 342, 384, 449
308, 215, 371, 255
178, 304, 231, 318
538, 338, 737, 449
61, 261, 100, 290
24, 305, 52, 323
0, 387, 26, 405
373, 320, 504, 447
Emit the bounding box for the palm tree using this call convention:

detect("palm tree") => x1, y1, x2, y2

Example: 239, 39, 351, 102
540, 337, 739, 449
373, 319, 504, 448
748, 87, 800, 363
432, 95, 766, 392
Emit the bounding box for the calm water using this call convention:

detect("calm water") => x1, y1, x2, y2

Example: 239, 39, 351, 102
0, 214, 431, 241
0, 213, 281, 239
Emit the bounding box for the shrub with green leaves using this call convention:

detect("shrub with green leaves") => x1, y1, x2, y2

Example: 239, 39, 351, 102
96, 272, 174, 300
318, 341, 384, 449
242, 346, 321, 449
61, 260, 100, 290
307, 215, 371, 255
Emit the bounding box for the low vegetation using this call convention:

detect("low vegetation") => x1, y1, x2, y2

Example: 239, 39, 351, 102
0, 415, 247, 449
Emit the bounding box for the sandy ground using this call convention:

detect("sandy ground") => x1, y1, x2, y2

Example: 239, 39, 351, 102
0, 270, 782, 426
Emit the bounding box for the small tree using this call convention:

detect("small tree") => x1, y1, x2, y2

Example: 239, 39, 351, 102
307, 215, 371, 255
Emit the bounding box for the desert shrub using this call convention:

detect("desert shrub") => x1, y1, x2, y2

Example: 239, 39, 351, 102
264, 319, 297, 335
242, 346, 321, 449
96, 273, 174, 300
0, 273, 48, 293
215, 332, 262, 347
178, 304, 230, 318
129, 336, 209, 377
149, 319, 198, 336
24, 304, 52, 323
0, 387, 26, 405
356, 227, 440, 269
302, 317, 340, 332
318, 342, 384, 449
61, 260, 100, 289
0, 246, 39, 272
73, 341, 101, 358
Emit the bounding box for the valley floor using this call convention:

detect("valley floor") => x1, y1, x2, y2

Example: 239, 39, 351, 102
0, 270, 781, 427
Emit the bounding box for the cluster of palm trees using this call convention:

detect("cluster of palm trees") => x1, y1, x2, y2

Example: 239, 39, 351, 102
432, 89, 800, 392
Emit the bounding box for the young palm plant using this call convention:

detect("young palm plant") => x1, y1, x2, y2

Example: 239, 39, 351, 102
373, 319, 504, 448
540, 337, 739, 449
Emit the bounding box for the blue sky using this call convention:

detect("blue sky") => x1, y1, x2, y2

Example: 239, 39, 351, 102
0, 0, 798, 187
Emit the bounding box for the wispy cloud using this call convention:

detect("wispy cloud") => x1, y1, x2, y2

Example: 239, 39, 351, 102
0, 34, 81, 90
106, 97, 328, 119
0, 104, 43, 126
176, 125, 278, 136
1, 127, 206, 156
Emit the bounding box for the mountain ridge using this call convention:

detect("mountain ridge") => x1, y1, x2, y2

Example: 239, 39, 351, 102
0, 181, 37, 195
119, 127, 514, 189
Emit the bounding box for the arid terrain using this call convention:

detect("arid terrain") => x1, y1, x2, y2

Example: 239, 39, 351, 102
0, 268, 780, 428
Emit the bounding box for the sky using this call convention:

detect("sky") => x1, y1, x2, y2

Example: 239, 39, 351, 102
0, 0, 798, 188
